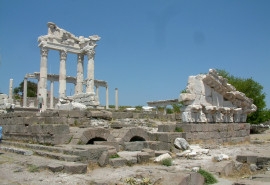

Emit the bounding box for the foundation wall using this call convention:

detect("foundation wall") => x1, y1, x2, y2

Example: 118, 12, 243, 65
176, 123, 250, 145
0, 111, 250, 147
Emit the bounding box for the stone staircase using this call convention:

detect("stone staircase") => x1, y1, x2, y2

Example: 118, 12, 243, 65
0, 140, 115, 174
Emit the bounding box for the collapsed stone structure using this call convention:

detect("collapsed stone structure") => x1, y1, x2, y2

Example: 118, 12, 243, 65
179, 69, 257, 123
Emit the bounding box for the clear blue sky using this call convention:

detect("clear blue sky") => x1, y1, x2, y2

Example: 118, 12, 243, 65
0, 0, 269, 108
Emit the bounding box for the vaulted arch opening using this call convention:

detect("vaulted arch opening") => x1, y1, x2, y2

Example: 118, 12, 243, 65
129, 136, 146, 142
87, 137, 107, 145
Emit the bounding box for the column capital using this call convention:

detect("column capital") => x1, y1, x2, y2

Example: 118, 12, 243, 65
86, 49, 95, 59
40, 47, 49, 57
60, 50, 67, 60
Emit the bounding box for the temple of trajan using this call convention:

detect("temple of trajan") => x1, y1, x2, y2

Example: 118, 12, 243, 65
35, 22, 108, 110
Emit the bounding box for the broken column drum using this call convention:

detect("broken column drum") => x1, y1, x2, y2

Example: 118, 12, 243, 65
179, 69, 257, 123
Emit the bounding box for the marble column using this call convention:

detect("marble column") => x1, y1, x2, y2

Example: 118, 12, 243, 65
86, 50, 95, 93
115, 88, 118, 110
95, 86, 99, 100
50, 81, 54, 109
9, 78, 13, 100
59, 50, 67, 99
106, 86, 109, 109
39, 47, 48, 110
76, 54, 84, 94
23, 77, 27, 107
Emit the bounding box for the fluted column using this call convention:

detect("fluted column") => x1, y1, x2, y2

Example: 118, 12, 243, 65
23, 77, 27, 107
76, 54, 84, 94
50, 81, 54, 109
39, 47, 48, 110
59, 50, 67, 99
106, 86, 109, 109
86, 50, 95, 93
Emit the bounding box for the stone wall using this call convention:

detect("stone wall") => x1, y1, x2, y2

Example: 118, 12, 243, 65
176, 123, 250, 144
0, 110, 250, 147
112, 111, 181, 121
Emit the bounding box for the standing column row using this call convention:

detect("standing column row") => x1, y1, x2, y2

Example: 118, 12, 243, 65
38, 47, 98, 111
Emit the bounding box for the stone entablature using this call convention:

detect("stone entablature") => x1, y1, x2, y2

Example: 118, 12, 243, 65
38, 22, 100, 54
179, 69, 257, 123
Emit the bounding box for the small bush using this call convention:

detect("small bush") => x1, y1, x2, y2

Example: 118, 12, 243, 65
110, 154, 120, 158
175, 127, 183, 132
198, 169, 218, 184
161, 158, 172, 166
28, 164, 39, 173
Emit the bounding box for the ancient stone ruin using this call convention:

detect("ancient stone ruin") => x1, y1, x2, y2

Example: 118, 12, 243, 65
38, 22, 102, 110
179, 69, 257, 123
0, 22, 264, 184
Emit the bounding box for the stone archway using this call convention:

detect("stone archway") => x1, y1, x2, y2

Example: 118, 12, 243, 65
120, 127, 149, 144
80, 128, 115, 144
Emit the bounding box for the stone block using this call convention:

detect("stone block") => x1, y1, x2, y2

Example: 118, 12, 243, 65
247, 156, 258, 164
158, 124, 176, 132
236, 155, 247, 163
98, 151, 109, 167
69, 110, 86, 118
109, 158, 127, 168
47, 163, 64, 172
137, 152, 150, 164
124, 141, 145, 151
141, 148, 155, 157
188, 172, 205, 185
58, 110, 69, 117
94, 141, 120, 152
146, 141, 159, 150
52, 124, 69, 135
156, 142, 171, 150
153, 132, 183, 144
63, 162, 87, 174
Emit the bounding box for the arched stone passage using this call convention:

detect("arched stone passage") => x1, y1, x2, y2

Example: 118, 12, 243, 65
130, 136, 146, 142
120, 127, 149, 144
87, 137, 107, 145
70, 128, 116, 145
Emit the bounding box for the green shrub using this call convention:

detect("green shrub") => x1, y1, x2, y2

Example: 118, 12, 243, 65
28, 164, 39, 173
198, 169, 218, 184
110, 154, 120, 158
161, 158, 172, 166
175, 127, 183, 132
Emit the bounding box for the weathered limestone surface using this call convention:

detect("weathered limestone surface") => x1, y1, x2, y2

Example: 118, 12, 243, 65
179, 69, 257, 123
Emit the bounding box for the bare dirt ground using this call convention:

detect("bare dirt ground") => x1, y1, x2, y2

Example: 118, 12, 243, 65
0, 130, 270, 185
